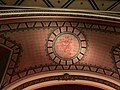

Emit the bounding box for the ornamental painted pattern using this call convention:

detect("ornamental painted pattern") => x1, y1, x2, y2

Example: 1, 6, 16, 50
46, 27, 88, 65
55, 33, 79, 59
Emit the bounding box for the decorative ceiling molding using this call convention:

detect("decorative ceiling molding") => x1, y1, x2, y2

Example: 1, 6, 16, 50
46, 27, 88, 65
0, 9, 120, 19
3, 72, 120, 90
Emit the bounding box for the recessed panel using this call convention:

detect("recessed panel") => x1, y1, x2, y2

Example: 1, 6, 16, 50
0, 44, 12, 84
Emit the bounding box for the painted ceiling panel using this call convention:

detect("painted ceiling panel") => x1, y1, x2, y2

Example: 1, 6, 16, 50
0, 19, 119, 77
0, 5, 120, 90
48, 0, 68, 8
95, 0, 116, 10
2, 0, 16, 5
19, 0, 47, 7
111, 3, 120, 12
0, 0, 120, 12
66, 0, 93, 9
6, 29, 52, 71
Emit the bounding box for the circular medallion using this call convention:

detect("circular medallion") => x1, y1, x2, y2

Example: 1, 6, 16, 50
46, 27, 87, 65
53, 32, 80, 60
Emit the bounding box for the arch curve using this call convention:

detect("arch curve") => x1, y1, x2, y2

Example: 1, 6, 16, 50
3, 70, 120, 90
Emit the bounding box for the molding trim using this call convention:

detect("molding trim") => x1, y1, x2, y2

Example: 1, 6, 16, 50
3, 71, 120, 90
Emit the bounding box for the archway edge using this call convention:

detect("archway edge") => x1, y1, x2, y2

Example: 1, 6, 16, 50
3, 70, 120, 90
24, 80, 114, 90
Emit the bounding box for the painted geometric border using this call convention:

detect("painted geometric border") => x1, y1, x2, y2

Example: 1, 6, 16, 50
13, 73, 120, 90
0, 34, 22, 89
46, 27, 88, 65
111, 43, 120, 79
0, 21, 120, 34
9, 63, 119, 85
0, 0, 120, 12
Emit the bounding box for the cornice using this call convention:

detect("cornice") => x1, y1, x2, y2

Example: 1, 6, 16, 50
0, 8, 120, 21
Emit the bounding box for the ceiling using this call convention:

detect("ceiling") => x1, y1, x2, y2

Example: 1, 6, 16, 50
0, 0, 120, 12
0, 1, 120, 90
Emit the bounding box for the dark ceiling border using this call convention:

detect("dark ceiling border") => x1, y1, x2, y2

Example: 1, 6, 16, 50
0, 35, 23, 89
